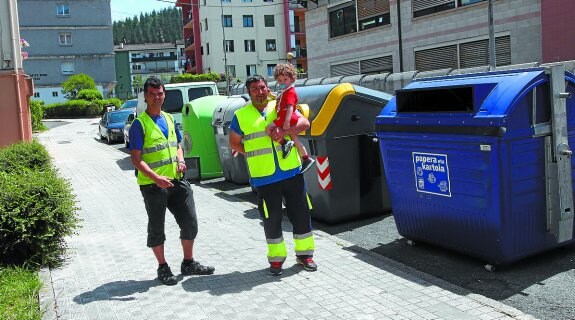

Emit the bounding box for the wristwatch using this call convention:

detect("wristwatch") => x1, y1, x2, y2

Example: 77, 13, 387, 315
178, 160, 185, 164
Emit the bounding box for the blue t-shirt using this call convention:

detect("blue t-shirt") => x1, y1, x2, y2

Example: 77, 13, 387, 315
129, 113, 182, 151
229, 112, 300, 187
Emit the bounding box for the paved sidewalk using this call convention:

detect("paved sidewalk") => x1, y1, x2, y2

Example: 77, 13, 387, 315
37, 118, 536, 320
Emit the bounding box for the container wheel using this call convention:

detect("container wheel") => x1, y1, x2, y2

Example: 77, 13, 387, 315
406, 240, 415, 247
484, 264, 496, 272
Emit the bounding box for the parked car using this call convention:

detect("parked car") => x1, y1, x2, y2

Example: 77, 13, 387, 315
120, 99, 137, 110
99, 109, 134, 144
123, 111, 136, 148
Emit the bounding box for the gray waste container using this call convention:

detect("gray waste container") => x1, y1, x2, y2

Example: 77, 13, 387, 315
212, 95, 251, 185
295, 83, 393, 223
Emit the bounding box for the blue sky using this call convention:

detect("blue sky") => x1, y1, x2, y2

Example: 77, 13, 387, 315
111, 0, 175, 22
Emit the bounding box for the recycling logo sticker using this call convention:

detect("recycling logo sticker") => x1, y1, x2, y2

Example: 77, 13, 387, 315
412, 152, 451, 197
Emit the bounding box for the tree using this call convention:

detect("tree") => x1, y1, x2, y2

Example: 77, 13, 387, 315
61, 73, 96, 99
132, 75, 143, 95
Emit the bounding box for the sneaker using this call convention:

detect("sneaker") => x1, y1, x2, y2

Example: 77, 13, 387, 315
157, 264, 178, 286
281, 140, 295, 159
300, 157, 316, 174
269, 262, 283, 276
296, 255, 317, 272
181, 259, 215, 276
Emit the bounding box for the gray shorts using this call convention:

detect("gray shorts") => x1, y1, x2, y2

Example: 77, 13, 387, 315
140, 179, 198, 248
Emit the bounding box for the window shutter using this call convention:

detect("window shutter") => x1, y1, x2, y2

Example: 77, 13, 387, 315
358, 0, 390, 19
495, 35, 511, 66
360, 55, 393, 74
331, 61, 360, 76
412, 0, 453, 12
459, 39, 489, 68
458, 35, 511, 68
415, 45, 457, 71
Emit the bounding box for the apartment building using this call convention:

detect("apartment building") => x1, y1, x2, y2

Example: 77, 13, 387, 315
176, 0, 308, 81
114, 42, 185, 99
305, 0, 575, 78
18, 0, 116, 104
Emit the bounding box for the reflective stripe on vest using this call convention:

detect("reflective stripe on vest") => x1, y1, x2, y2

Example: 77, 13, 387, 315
136, 111, 179, 185
235, 102, 300, 178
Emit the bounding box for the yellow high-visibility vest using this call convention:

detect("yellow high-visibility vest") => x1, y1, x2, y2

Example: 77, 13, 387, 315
136, 111, 179, 185
235, 101, 300, 178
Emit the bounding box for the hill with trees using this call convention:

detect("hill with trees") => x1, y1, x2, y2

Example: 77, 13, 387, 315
113, 7, 183, 45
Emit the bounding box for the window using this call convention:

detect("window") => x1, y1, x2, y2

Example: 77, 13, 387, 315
264, 15, 274, 27
459, 0, 484, 5
222, 15, 232, 27
59, 32, 72, 45
221, 0, 230, 2
224, 40, 234, 52
61, 62, 74, 75
227, 65, 236, 77
243, 15, 254, 27
264, 0, 273, 2
246, 65, 257, 76
56, 3, 70, 16
34, 92, 40, 98
188, 87, 214, 101
204, 18, 208, 30
244, 40, 255, 52
265, 39, 276, 52
358, 0, 391, 32
329, 5, 357, 38
52, 92, 59, 97
241, 0, 253, 2
412, 0, 456, 18
267, 64, 277, 78
132, 64, 142, 70
414, 35, 511, 71
359, 13, 390, 31
207, 43, 210, 55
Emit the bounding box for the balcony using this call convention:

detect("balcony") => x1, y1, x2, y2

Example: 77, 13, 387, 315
183, 17, 194, 29
185, 37, 194, 48
289, 0, 307, 9
132, 67, 177, 74
294, 48, 307, 58
132, 56, 177, 62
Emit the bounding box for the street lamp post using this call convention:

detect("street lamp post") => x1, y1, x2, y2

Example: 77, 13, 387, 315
220, 1, 229, 95
488, 0, 496, 70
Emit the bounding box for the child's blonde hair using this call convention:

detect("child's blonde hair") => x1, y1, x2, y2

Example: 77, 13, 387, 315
273, 63, 297, 80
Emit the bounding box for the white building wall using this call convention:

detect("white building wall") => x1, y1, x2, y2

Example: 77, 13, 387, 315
199, 2, 287, 80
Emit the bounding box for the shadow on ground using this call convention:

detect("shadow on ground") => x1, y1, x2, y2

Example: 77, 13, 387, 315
181, 267, 302, 296
73, 279, 159, 304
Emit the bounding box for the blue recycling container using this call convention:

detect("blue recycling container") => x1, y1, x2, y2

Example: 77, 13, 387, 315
376, 66, 575, 265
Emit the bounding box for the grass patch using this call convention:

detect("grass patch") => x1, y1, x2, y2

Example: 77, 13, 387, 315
0, 267, 42, 320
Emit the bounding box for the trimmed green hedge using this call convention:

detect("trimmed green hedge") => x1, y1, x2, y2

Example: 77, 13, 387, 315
0, 141, 79, 268
29, 100, 46, 132
43, 98, 122, 118
77, 89, 103, 101
170, 72, 220, 83
0, 141, 51, 173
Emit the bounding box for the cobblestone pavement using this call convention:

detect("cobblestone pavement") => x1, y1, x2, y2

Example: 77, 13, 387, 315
37, 118, 537, 320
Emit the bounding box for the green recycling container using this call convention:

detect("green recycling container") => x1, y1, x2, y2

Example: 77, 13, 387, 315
181, 95, 228, 180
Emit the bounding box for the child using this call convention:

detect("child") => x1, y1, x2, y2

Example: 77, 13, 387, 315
267, 63, 315, 173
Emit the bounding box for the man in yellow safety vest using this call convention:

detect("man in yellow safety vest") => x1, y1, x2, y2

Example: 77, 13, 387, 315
229, 75, 317, 275
129, 76, 214, 285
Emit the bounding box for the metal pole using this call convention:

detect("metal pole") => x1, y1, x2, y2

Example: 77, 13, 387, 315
488, 0, 496, 70
220, 1, 229, 95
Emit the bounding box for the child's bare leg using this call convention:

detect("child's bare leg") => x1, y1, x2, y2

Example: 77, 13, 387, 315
291, 134, 308, 157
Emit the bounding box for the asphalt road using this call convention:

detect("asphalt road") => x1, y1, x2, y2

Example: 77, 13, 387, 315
46, 118, 574, 320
